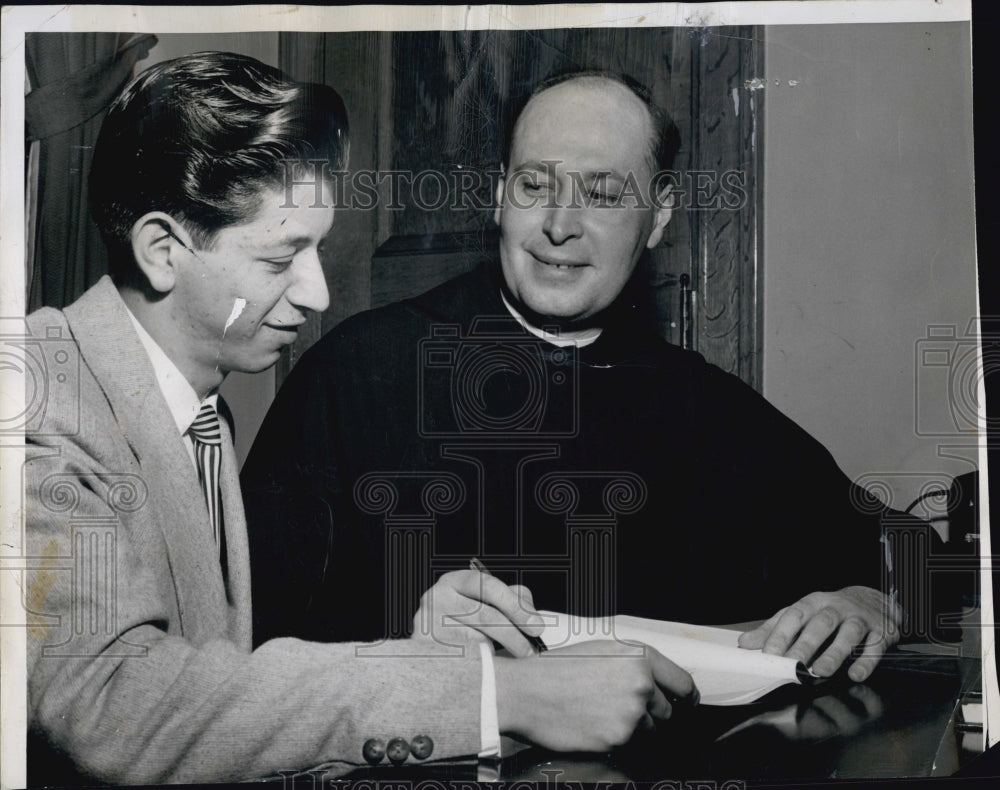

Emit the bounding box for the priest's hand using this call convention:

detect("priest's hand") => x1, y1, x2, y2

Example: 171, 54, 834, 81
412, 570, 545, 657
737, 586, 901, 681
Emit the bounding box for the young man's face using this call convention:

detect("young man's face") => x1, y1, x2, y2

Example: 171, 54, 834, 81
494, 78, 671, 323
171, 182, 333, 379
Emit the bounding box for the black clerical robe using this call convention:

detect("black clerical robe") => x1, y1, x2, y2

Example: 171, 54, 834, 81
242, 263, 889, 646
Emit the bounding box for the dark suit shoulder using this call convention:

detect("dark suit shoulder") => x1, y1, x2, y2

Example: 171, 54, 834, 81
601, 311, 714, 375
406, 265, 498, 319
306, 266, 498, 363
602, 318, 810, 450
619, 319, 755, 395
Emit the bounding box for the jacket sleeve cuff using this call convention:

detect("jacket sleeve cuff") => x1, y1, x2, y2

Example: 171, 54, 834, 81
477, 640, 501, 759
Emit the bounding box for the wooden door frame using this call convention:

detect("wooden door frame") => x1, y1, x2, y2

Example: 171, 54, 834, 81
687, 25, 764, 391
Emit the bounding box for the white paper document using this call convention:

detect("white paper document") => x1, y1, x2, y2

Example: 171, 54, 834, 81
539, 611, 816, 706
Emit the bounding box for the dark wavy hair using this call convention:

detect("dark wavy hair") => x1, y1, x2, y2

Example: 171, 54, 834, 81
501, 69, 681, 186
90, 51, 349, 281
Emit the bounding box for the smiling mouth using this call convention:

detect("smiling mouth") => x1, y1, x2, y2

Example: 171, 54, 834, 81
531, 253, 588, 270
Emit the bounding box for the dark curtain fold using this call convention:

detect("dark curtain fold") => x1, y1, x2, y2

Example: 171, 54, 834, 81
25, 32, 156, 311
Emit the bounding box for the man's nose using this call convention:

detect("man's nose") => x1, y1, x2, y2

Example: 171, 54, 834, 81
542, 202, 583, 245
287, 250, 331, 314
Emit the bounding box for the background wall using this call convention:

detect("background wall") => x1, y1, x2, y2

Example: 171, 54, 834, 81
142, 32, 278, 71
762, 22, 977, 516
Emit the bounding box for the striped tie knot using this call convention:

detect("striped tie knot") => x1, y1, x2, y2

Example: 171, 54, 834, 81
189, 403, 222, 445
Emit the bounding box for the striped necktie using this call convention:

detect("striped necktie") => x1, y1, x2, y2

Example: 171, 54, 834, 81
189, 402, 223, 548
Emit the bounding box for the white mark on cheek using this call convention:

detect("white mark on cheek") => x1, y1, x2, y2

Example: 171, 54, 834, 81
223, 297, 247, 337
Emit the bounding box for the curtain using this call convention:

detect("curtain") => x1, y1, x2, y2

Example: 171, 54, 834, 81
25, 32, 156, 311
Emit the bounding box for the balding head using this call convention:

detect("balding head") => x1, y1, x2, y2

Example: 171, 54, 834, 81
503, 71, 680, 187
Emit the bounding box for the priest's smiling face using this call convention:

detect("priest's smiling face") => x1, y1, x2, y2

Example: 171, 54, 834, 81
493, 76, 673, 324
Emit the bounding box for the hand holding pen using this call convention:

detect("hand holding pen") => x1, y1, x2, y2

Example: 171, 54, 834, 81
411, 561, 548, 657
469, 557, 548, 653
412, 563, 699, 753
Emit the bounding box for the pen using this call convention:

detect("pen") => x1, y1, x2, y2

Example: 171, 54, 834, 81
469, 557, 548, 653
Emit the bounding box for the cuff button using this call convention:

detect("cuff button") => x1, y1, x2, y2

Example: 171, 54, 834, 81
362, 738, 385, 765
410, 734, 434, 759
386, 737, 410, 765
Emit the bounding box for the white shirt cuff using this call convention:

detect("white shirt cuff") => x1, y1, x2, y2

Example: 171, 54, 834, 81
478, 640, 501, 760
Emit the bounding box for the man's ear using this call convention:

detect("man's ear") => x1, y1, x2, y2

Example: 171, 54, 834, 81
493, 168, 506, 227
130, 212, 194, 294
645, 184, 674, 250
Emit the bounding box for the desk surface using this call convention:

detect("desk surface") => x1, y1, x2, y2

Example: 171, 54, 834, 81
336, 645, 981, 785
500, 651, 982, 783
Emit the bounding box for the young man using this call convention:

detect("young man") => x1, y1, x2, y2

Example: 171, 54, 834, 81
244, 72, 903, 680
24, 55, 695, 786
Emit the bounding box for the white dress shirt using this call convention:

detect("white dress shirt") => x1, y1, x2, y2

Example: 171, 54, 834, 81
124, 306, 218, 467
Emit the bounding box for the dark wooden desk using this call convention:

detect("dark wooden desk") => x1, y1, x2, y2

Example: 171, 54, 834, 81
499, 651, 982, 783
330, 645, 981, 786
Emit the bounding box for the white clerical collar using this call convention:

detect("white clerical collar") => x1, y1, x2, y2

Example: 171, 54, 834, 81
500, 291, 603, 348
124, 305, 218, 437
